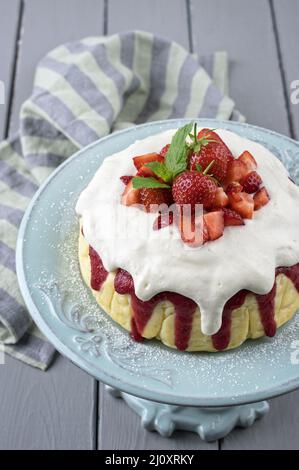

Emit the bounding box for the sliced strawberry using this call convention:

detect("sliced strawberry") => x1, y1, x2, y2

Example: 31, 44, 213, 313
228, 192, 254, 219
139, 188, 173, 212
226, 181, 243, 195
153, 211, 174, 231
136, 165, 155, 177
222, 208, 244, 226
225, 160, 247, 185
202, 220, 210, 243
238, 151, 257, 172
253, 187, 270, 210
213, 187, 229, 208
241, 171, 262, 194
160, 144, 170, 158
204, 211, 224, 241
176, 207, 206, 247
120, 175, 133, 185
133, 152, 164, 170
121, 180, 140, 206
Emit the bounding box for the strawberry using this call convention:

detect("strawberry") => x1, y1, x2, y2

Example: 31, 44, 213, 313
222, 208, 244, 226
225, 160, 247, 185
228, 192, 254, 219
226, 181, 243, 194
202, 221, 210, 243
253, 187, 270, 210
123, 123, 269, 246
204, 211, 224, 241
189, 129, 233, 183
176, 207, 208, 246
241, 171, 262, 193
172, 171, 217, 209
120, 175, 133, 185
121, 180, 140, 206
133, 152, 164, 170
160, 144, 170, 158
153, 211, 174, 231
213, 187, 229, 208
139, 188, 173, 212
238, 151, 257, 172
136, 165, 155, 177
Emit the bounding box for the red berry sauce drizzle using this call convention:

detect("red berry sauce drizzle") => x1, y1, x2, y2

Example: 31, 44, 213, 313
113, 268, 197, 348
211, 290, 248, 350
88, 244, 299, 350
89, 246, 108, 290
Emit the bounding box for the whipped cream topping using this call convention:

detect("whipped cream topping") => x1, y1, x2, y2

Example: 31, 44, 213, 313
76, 128, 299, 336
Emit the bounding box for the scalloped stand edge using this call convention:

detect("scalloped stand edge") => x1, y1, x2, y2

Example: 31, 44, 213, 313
106, 386, 270, 442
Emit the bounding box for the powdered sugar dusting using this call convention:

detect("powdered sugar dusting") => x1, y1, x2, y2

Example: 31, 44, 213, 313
36, 199, 299, 394
20, 120, 299, 405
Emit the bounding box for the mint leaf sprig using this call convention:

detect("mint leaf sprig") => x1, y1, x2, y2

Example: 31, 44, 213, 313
163, 122, 193, 178
132, 122, 192, 190
132, 122, 217, 190
132, 177, 170, 189
145, 161, 172, 183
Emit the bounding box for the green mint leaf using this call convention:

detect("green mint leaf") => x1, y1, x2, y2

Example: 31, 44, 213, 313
145, 162, 173, 183
196, 163, 202, 173
165, 122, 193, 177
132, 177, 171, 189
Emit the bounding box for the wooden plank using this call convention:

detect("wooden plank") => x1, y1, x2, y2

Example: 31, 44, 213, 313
8, 0, 105, 134
221, 0, 299, 449
98, 0, 217, 450
0, 355, 95, 449
0, 0, 105, 450
190, 0, 289, 134
98, 384, 217, 450
107, 0, 190, 48
189, 0, 299, 450
221, 391, 299, 450
272, 0, 299, 139
0, 0, 21, 139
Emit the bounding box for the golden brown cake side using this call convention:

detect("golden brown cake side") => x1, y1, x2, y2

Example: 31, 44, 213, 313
79, 227, 299, 352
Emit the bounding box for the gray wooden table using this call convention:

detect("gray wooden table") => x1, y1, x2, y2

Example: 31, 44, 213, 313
0, 0, 299, 450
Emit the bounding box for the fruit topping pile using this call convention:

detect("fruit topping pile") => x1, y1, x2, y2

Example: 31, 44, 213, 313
120, 123, 270, 246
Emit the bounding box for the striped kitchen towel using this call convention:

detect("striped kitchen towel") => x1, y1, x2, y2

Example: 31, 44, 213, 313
0, 31, 244, 370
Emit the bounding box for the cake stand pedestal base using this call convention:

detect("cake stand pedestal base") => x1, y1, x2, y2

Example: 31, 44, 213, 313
106, 386, 269, 442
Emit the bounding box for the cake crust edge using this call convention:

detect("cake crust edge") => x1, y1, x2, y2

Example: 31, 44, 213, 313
78, 226, 299, 352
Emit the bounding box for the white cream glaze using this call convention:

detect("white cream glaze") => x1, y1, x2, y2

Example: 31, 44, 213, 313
76, 128, 299, 336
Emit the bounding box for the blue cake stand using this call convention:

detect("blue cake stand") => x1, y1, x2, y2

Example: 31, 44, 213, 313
16, 119, 299, 442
